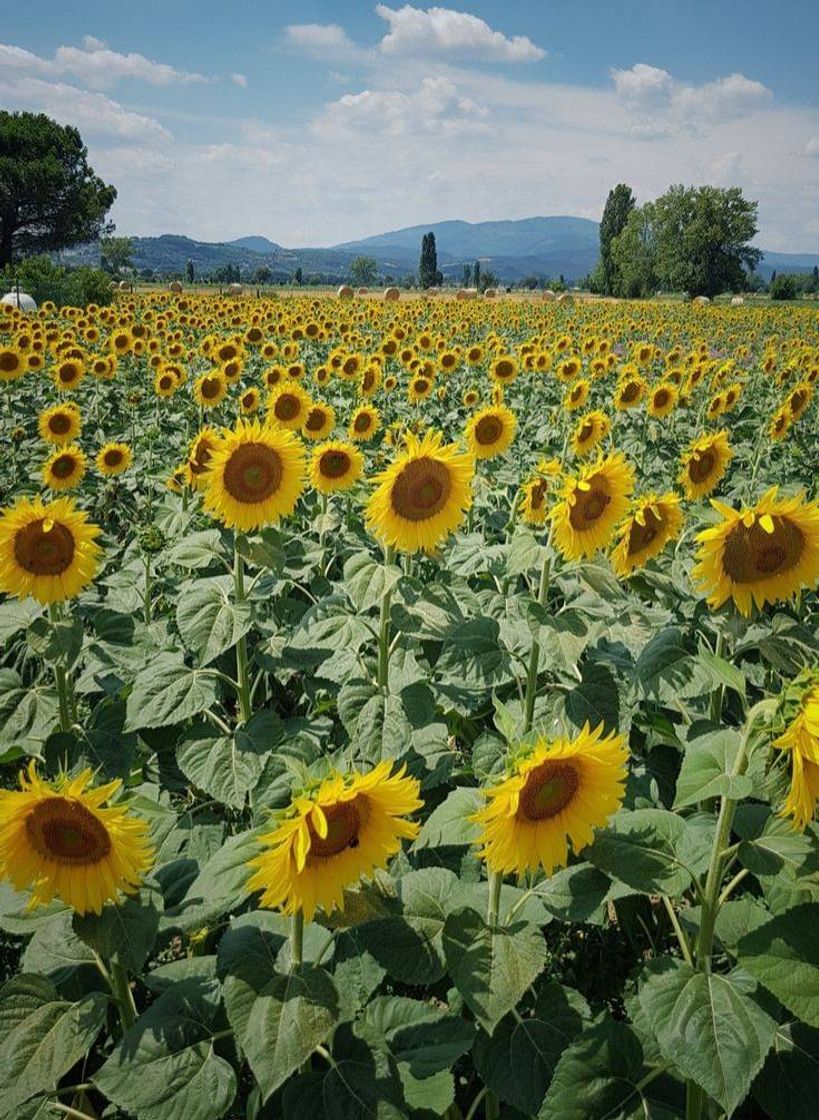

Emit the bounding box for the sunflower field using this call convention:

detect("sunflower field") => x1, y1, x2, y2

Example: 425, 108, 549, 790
0, 290, 817, 1120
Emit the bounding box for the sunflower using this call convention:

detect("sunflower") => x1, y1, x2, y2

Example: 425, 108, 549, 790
349, 405, 381, 442
0, 495, 102, 603
692, 488, 819, 616
613, 374, 647, 410
359, 364, 382, 397
154, 369, 177, 398
268, 382, 313, 430
302, 403, 336, 441
463, 387, 481, 408
310, 440, 364, 494
706, 393, 725, 420
96, 442, 132, 477
490, 356, 518, 386
571, 410, 610, 457
240, 387, 261, 415
185, 427, 220, 490
52, 358, 85, 392
246, 762, 422, 922
610, 492, 683, 577
551, 452, 635, 560
472, 723, 628, 876
366, 429, 474, 554
520, 477, 549, 526
202, 419, 306, 531
39, 403, 81, 445
408, 374, 434, 403
564, 379, 590, 411
679, 430, 732, 499
788, 382, 813, 422
194, 370, 228, 409
0, 762, 154, 915
648, 382, 678, 418
774, 676, 819, 830
0, 346, 25, 381
43, 444, 87, 491
464, 404, 516, 460
769, 407, 791, 442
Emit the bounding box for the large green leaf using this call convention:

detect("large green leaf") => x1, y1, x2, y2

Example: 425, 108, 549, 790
176, 576, 254, 665
636, 627, 711, 701
737, 903, 819, 1027
587, 808, 695, 895
219, 912, 338, 1099
344, 553, 401, 613
636, 958, 777, 1114
177, 712, 280, 809
125, 653, 219, 731
535, 862, 632, 924
442, 907, 547, 1033
161, 828, 258, 932
563, 661, 619, 735
413, 786, 482, 849
73, 884, 163, 972
0, 669, 58, 751
0, 975, 106, 1116
674, 729, 752, 808
753, 1021, 819, 1120
473, 981, 590, 1114
356, 995, 474, 1079
94, 978, 236, 1120
26, 615, 83, 668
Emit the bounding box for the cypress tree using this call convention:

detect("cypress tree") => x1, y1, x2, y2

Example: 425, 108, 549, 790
419, 232, 438, 289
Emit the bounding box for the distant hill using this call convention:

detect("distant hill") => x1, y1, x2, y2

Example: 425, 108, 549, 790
58, 217, 818, 285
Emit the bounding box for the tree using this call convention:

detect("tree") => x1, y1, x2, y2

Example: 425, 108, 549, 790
769, 274, 798, 301
293, 266, 303, 285
99, 236, 134, 277
462, 263, 472, 287
611, 204, 659, 298
0, 111, 116, 267
473, 260, 481, 291
252, 266, 272, 284
186, 259, 195, 283
349, 256, 378, 286
419, 232, 438, 289
813, 265, 819, 292
599, 184, 636, 295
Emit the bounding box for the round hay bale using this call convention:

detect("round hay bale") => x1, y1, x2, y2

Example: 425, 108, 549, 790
118, 280, 132, 292
337, 285, 354, 300
542, 289, 556, 302
693, 295, 710, 305
109, 281, 119, 291
556, 292, 574, 305
1, 290, 37, 311
730, 295, 744, 306
228, 282, 243, 295
455, 288, 469, 300
384, 287, 400, 301
169, 280, 183, 293
356, 286, 369, 296
484, 287, 497, 299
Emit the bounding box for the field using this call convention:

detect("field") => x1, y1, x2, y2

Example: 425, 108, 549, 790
0, 289, 817, 1120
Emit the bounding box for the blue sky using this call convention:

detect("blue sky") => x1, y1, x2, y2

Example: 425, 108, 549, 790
3, 2, 818, 249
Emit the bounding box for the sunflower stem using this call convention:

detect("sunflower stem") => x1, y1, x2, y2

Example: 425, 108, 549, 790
109, 961, 137, 1033
291, 910, 304, 972
233, 539, 253, 724
523, 550, 552, 733
377, 545, 396, 690
486, 868, 504, 929
143, 554, 152, 625
48, 603, 73, 733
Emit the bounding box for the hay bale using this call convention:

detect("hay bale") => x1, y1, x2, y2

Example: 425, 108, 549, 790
542, 289, 556, 302
228, 283, 243, 295
693, 295, 710, 305
118, 280, 132, 291
484, 287, 497, 299
730, 295, 744, 306
556, 292, 574, 305
357, 286, 369, 296
169, 280, 183, 293
1, 290, 37, 311
337, 285, 354, 300
384, 287, 400, 301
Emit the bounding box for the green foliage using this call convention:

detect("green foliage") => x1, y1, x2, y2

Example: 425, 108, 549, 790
770, 273, 798, 301
2, 256, 113, 306
349, 255, 379, 286
599, 183, 636, 295
419, 232, 439, 289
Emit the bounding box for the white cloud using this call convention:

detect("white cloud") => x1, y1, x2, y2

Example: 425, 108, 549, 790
284, 23, 363, 60
804, 136, 819, 156
0, 38, 208, 90
375, 5, 545, 62
231, 72, 248, 87
611, 62, 771, 127
314, 75, 489, 138
0, 74, 172, 141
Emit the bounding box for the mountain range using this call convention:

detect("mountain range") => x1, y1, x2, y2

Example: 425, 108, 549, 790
60, 216, 818, 283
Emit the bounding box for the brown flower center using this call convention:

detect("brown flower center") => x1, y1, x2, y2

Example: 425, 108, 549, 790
189, 438, 215, 476
529, 480, 547, 511
722, 516, 804, 583
569, 482, 610, 529
495, 360, 515, 379
104, 449, 124, 467
518, 761, 579, 821
305, 408, 326, 432
391, 457, 452, 522
223, 443, 283, 504
25, 798, 112, 865
14, 519, 76, 576
654, 389, 670, 409
49, 413, 72, 436
688, 450, 715, 484
59, 364, 78, 384
0, 352, 19, 372
620, 381, 640, 403
307, 800, 361, 859
274, 394, 300, 421
578, 422, 594, 443
201, 376, 221, 400
51, 454, 77, 480
474, 414, 503, 445
354, 412, 372, 433
627, 507, 663, 555
320, 450, 351, 479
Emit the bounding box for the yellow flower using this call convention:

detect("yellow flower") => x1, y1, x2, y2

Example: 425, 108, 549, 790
268, 382, 313, 430
202, 419, 306, 532
571, 410, 610, 457
648, 382, 678, 418
154, 369, 178, 398
52, 358, 85, 392
613, 373, 647, 410
349, 405, 381, 442
563, 378, 590, 411
774, 675, 819, 830
0, 495, 101, 603
769, 407, 791, 442
520, 476, 549, 526
96, 442, 132, 477
240, 387, 261, 415
246, 762, 422, 921
185, 427, 220, 490
464, 405, 516, 460
693, 488, 819, 616
0, 762, 154, 915
408, 374, 435, 403
610, 492, 683, 576
489, 356, 518, 385
309, 440, 364, 494
39, 403, 81, 445
0, 346, 25, 381
679, 431, 732, 500
366, 429, 474, 554
194, 370, 228, 408
473, 723, 628, 875
42, 443, 87, 491
302, 402, 336, 441
551, 451, 635, 560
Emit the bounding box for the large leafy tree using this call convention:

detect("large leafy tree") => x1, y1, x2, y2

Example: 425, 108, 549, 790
0, 111, 116, 267
599, 183, 636, 295
349, 255, 378, 286
419, 231, 439, 289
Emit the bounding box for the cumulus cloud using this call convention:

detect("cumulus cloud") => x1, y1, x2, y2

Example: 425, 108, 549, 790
611, 62, 771, 128
313, 75, 490, 138
804, 136, 819, 156
284, 23, 363, 60
0, 74, 172, 141
375, 5, 545, 62
0, 37, 208, 90
231, 72, 248, 87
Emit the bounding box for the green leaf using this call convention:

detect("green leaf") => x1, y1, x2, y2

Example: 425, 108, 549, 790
332, 929, 386, 1023
94, 978, 236, 1120
26, 615, 83, 668
506, 531, 547, 578
637, 958, 777, 1114
177, 716, 278, 809
161, 828, 257, 933
176, 576, 253, 665
563, 661, 619, 735
587, 808, 694, 895
358, 868, 457, 985
696, 643, 746, 697
735, 805, 819, 878
344, 553, 401, 613
535, 862, 632, 924
357, 995, 474, 1078
0, 599, 41, 643
442, 907, 547, 1033
0, 975, 106, 1115
636, 627, 711, 701
0, 882, 67, 936
413, 786, 482, 849
753, 1021, 819, 1120
22, 911, 95, 984
674, 729, 752, 808
167, 530, 227, 570
0, 669, 58, 751
126, 653, 219, 731
473, 981, 590, 1115
73, 884, 163, 972
436, 617, 515, 690
737, 903, 819, 1027
219, 912, 338, 1099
